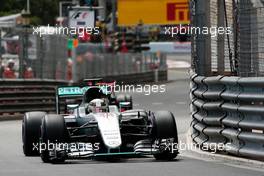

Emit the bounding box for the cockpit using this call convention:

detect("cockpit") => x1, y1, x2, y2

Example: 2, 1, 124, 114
83, 87, 109, 103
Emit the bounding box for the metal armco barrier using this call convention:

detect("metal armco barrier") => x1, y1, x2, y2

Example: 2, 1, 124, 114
191, 74, 264, 160
103, 70, 167, 84
0, 79, 69, 120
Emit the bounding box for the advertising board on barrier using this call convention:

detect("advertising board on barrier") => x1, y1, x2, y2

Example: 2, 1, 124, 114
149, 42, 191, 53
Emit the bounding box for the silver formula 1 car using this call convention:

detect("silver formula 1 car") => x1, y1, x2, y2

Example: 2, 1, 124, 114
22, 80, 178, 163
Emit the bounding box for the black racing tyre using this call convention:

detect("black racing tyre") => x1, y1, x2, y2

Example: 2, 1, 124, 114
153, 147, 178, 161
116, 94, 133, 110
152, 111, 178, 139
152, 111, 178, 160
40, 114, 68, 163
22, 111, 46, 156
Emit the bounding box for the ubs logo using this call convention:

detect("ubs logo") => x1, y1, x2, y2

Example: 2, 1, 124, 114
167, 2, 190, 22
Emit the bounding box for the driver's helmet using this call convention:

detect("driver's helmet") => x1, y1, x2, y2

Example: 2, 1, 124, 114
88, 99, 108, 113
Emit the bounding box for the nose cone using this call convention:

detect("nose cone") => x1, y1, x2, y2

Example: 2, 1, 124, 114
94, 113, 122, 149
102, 131, 122, 148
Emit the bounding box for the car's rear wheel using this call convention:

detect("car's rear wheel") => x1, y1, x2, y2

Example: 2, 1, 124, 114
152, 111, 178, 160
40, 114, 68, 163
22, 111, 46, 156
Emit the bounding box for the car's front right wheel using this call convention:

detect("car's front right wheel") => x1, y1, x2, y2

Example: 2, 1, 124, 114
22, 111, 46, 156
152, 111, 178, 160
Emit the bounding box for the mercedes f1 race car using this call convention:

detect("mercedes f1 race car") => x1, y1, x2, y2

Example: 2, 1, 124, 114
22, 79, 178, 163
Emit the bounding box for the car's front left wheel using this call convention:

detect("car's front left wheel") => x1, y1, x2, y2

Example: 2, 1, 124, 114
40, 114, 68, 163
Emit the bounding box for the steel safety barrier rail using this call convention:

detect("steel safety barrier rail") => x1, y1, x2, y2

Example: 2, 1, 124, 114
190, 74, 264, 160
0, 79, 69, 120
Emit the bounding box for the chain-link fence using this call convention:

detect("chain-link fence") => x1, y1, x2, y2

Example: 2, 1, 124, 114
191, 0, 264, 77
0, 27, 68, 80
72, 44, 167, 82
29, 34, 68, 80
0, 27, 167, 81
238, 1, 264, 76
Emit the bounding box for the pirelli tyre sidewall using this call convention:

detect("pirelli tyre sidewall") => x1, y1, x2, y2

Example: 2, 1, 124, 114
40, 114, 68, 163
22, 111, 46, 156
152, 111, 178, 160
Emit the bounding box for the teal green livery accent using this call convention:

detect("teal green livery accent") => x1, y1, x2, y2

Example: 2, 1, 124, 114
57, 86, 111, 96
58, 87, 85, 96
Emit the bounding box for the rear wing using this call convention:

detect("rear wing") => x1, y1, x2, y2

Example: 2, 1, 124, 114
82, 78, 102, 85
57, 86, 89, 97
81, 78, 116, 88
57, 86, 112, 97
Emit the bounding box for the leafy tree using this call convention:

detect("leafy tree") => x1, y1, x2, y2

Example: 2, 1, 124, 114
0, 0, 72, 25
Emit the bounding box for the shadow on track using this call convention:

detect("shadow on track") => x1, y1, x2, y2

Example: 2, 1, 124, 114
47, 157, 183, 165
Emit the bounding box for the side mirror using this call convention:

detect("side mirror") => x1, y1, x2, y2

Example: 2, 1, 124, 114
119, 102, 131, 112
67, 104, 79, 110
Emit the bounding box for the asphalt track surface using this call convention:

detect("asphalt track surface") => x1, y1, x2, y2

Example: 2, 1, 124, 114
0, 69, 263, 176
